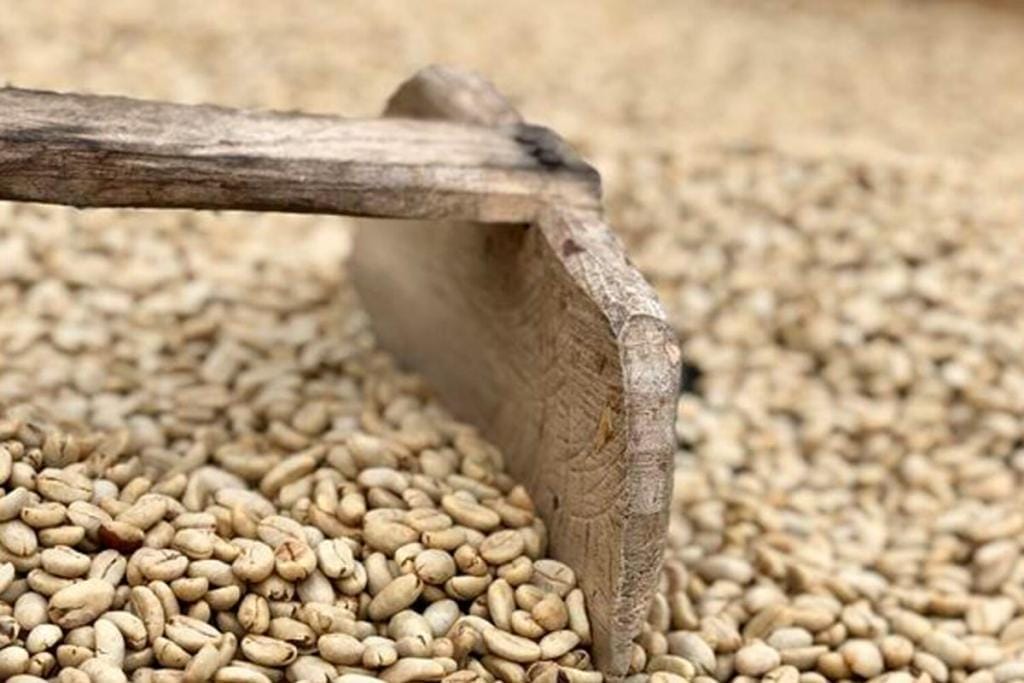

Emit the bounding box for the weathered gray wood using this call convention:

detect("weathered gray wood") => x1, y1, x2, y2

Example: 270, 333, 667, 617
351, 66, 679, 679
0, 86, 598, 222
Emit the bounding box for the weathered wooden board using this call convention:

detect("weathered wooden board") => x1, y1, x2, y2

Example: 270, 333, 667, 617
352, 66, 680, 678
0, 86, 598, 223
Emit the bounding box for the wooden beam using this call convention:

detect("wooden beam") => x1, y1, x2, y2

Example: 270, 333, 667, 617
0, 86, 599, 222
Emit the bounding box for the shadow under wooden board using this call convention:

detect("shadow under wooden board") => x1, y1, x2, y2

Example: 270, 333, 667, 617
0, 65, 681, 678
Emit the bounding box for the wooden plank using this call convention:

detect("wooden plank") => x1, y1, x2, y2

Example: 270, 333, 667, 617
0, 86, 599, 222
351, 66, 680, 679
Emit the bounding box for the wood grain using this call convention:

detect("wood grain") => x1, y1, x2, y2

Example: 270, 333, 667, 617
351, 66, 680, 678
0, 86, 598, 223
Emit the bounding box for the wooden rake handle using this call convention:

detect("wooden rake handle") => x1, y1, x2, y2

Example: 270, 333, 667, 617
0, 66, 680, 678
0, 84, 598, 223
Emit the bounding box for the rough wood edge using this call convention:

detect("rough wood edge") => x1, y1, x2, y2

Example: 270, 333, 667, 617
537, 205, 680, 672
370, 65, 680, 677
0, 85, 598, 223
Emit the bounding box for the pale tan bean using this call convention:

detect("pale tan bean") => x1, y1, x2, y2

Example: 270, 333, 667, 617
88, 551, 126, 586
380, 657, 447, 682
423, 528, 467, 552
8, 674, 49, 683
273, 538, 316, 581
390, 611, 434, 643
57, 668, 91, 683
256, 516, 304, 548
0, 447, 10, 487
165, 615, 221, 653
839, 639, 883, 678
734, 640, 781, 676
509, 611, 545, 640
116, 497, 167, 531
481, 654, 527, 683
913, 651, 949, 682
315, 538, 355, 579
363, 640, 399, 669
188, 559, 235, 587
365, 520, 420, 555
369, 574, 424, 621
482, 628, 542, 663
172, 528, 214, 559
149, 580, 180, 621
424, 600, 461, 639
336, 674, 385, 683
232, 542, 275, 583
647, 673, 686, 683
358, 467, 410, 494
446, 575, 491, 601
130, 585, 165, 643
170, 576, 209, 603
921, 628, 970, 668
485, 580, 515, 631
63, 626, 94, 649
48, 579, 115, 628
20, 502, 66, 528
415, 549, 457, 585
454, 546, 488, 576
268, 617, 316, 650
207, 584, 242, 611
259, 453, 318, 498
532, 594, 569, 632
38, 525, 85, 547
237, 594, 271, 634
0, 489, 34, 523
135, 548, 189, 582
0, 521, 37, 557
497, 556, 533, 587
540, 630, 581, 661
101, 611, 147, 650
14, 592, 48, 629
79, 656, 128, 682
0, 644, 30, 677
40, 546, 90, 578
667, 632, 715, 673
36, 469, 92, 504
779, 644, 826, 670
95, 617, 125, 665
0, 563, 15, 594
154, 636, 191, 668
240, 634, 298, 667
213, 665, 273, 683
287, 654, 336, 683
478, 530, 525, 566
441, 496, 501, 532
183, 642, 221, 683
319, 632, 364, 665
24, 624, 61, 654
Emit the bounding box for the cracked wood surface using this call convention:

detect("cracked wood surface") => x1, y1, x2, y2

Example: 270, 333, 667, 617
0, 86, 598, 223
353, 66, 679, 678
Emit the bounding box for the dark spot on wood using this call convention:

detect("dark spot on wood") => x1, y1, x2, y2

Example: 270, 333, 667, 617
562, 238, 585, 257
680, 360, 703, 395
552, 494, 560, 511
